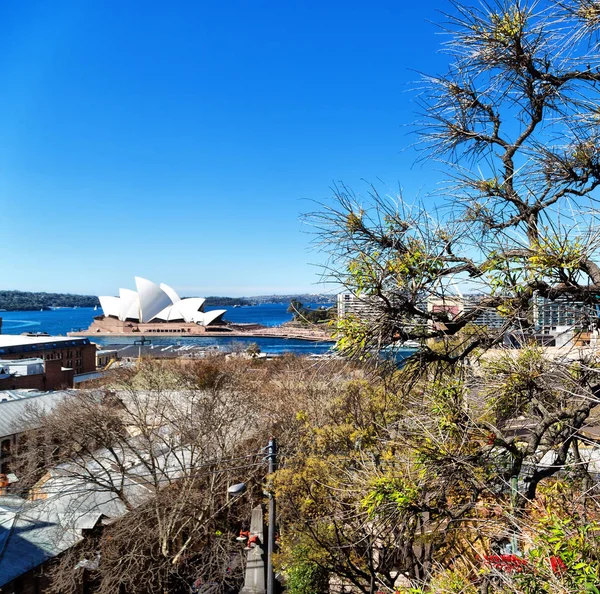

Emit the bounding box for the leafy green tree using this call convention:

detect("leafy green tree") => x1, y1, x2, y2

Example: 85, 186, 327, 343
288, 299, 305, 316
288, 299, 335, 325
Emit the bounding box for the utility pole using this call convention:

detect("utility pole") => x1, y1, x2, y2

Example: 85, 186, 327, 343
266, 437, 277, 594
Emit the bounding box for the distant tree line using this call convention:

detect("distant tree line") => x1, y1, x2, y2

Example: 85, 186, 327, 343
0, 291, 99, 311
0, 290, 333, 312
202, 296, 252, 307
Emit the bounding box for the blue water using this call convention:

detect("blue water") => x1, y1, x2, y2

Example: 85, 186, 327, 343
206, 302, 313, 327
0, 304, 335, 355
92, 335, 335, 355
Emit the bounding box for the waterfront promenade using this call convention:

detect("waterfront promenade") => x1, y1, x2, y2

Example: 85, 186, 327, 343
69, 324, 334, 342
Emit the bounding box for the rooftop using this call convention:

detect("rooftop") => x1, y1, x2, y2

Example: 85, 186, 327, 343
0, 335, 92, 357
0, 335, 90, 347
0, 358, 45, 365
0, 390, 73, 438
0, 427, 196, 587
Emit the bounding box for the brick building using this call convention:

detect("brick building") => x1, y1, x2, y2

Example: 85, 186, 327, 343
0, 357, 75, 390
0, 335, 96, 377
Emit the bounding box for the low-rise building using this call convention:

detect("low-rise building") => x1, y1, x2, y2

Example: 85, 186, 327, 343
0, 389, 73, 474
0, 404, 200, 593
0, 357, 75, 391
96, 348, 118, 368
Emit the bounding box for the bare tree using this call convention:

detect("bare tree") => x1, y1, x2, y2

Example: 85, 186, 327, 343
12, 358, 271, 594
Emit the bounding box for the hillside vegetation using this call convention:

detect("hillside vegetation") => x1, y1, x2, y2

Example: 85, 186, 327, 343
0, 291, 99, 311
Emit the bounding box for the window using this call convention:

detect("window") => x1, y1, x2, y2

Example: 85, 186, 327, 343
1, 439, 11, 457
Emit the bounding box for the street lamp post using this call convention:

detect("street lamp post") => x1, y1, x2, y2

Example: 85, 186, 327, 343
232, 438, 278, 594
266, 438, 277, 594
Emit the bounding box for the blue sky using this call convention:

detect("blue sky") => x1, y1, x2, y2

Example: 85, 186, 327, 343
1, 0, 455, 297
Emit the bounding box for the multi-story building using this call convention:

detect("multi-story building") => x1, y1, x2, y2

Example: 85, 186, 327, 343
462, 295, 506, 329
426, 294, 506, 329
533, 294, 594, 331
0, 335, 96, 377
337, 293, 381, 320
338, 292, 508, 330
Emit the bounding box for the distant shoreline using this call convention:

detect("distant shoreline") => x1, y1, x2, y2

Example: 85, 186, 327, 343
0, 291, 334, 312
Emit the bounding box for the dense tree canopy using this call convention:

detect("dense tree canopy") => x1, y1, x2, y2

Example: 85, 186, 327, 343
0, 290, 99, 311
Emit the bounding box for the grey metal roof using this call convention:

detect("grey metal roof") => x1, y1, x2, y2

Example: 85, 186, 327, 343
0, 388, 214, 587
0, 486, 127, 587
0, 390, 73, 438
0, 436, 195, 587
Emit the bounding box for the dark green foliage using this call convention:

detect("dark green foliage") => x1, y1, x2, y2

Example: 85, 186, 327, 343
287, 300, 335, 325
201, 296, 252, 307
283, 545, 330, 594
0, 290, 99, 311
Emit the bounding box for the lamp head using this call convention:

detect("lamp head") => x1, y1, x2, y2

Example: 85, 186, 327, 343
227, 482, 247, 496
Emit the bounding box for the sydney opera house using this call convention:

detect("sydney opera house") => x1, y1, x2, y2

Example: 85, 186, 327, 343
79, 277, 229, 336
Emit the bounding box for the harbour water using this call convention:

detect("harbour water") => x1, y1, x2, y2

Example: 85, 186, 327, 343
0, 304, 336, 355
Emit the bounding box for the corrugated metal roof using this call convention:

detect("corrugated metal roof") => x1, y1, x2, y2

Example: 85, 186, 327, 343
0, 391, 73, 438
0, 389, 211, 587
0, 358, 44, 365
0, 438, 193, 587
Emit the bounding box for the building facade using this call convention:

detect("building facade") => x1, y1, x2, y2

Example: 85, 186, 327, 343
337, 293, 381, 320
533, 294, 594, 331
0, 357, 75, 391
426, 294, 506, 330
0, 335, 96, 376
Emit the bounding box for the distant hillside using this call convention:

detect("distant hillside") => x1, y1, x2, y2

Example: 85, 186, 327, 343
0, 290, 333, 312
247, 294, 334, 305
0, 291, 99, 311
203, 296, 252, 307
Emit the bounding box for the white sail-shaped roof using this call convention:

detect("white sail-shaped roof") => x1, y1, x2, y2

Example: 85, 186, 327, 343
119, 288, 141, 321
99, 296, 121, 318
135, 277, 173, 323
159, 283, 181, 304
155, 298, 207, 322
98, 278, 226, 326
178, 298, 206, 322
195, 309, 227, 326
154, 302, 185, 322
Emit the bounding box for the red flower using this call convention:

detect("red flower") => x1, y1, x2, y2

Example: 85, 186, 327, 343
483, 554, 529, 573
550, 556, 567, 574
